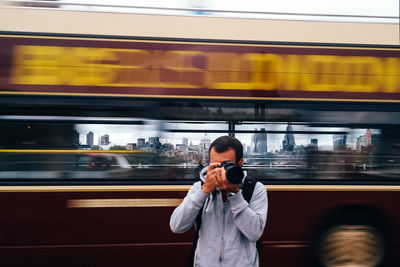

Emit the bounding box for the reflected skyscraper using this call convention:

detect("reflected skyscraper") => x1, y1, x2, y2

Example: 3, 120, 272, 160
310, 138, 318, 151
252, 128, 267, 154
73, 130, 80, 146
282, 123, 295, 152
100, 134, 110, 145
333, 134, 347, 151
182, 137, 189, 147
148, 137, 161, 150
86, 131, 94, 147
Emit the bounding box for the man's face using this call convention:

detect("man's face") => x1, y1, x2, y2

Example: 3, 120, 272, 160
209, 147, 242, 165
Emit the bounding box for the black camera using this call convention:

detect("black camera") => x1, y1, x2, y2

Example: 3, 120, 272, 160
216, 161, 244, 184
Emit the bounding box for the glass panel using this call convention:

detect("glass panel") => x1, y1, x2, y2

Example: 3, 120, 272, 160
0, 115, 399, 183
236, 125, 400, 181
0, 119, 228, 182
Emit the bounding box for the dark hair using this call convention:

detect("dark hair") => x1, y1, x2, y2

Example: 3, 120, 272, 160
209, 136, 243, 163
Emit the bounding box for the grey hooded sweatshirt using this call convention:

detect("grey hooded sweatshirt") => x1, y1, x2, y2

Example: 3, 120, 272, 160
170, 167, 268, 267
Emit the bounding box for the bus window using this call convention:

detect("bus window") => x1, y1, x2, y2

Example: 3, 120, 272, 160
235, 124, 400, 182
1, 115, 400, 183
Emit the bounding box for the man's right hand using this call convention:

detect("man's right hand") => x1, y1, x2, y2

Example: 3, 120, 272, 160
202, 162, 221, 194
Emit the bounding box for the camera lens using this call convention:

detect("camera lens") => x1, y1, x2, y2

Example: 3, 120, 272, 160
222, 161, 244, 184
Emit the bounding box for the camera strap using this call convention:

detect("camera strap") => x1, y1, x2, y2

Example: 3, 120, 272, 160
187, 176, 260, 267
241, 176, 257, 203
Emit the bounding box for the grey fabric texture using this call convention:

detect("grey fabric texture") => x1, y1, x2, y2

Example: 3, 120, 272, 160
170, 167, 268, 267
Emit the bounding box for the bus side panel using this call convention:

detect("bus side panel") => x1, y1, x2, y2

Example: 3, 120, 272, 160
0, 188, 399, 266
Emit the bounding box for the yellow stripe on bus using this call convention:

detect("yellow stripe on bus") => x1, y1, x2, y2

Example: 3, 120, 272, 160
67, 198, 183, 208
1, 91, 400, 103
1, 185, 400, 193
0, 185, 192, 192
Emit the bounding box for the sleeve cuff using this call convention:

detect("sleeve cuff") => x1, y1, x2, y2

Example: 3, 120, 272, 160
192, 186, 209, 207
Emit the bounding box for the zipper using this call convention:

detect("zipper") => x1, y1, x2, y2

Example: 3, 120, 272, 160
219, 199, 226, 263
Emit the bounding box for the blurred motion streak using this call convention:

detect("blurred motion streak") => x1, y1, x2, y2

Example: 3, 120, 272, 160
67, 198, 183, 208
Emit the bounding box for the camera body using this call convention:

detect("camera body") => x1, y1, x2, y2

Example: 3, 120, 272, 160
216, 161, 244, 184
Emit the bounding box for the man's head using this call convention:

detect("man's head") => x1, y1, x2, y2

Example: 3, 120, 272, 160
209, 136, 243, 165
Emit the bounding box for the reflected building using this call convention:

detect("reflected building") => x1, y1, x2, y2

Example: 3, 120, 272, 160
252, 128, 267, 154
86, 131, 94, 147
366, 129, 372, 145
73, 130, 80, 146
356, 129, 372, 152
99, 134, 110, 145
137, 138, 145, 148
356, 135, 367, 152
126, 143, 137, 150
149, 137, 159, 143
282, 124, 295, 152
310, 138, 318, 151
176, 144, 188, 152
149, 137, 161, 150
162, 143, 174, 151
200, 133, 211, 162
182, 137, 189, 147
189, 142, 199, 151
200, 133, 211, 151
333, 134, 347, 151
162, 143, 175, 157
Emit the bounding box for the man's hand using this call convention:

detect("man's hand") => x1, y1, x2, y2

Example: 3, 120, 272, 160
202, 162, 221, 194
216, 167, 240, 193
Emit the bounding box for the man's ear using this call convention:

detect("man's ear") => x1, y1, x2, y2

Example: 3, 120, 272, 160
238, 158, 244, 166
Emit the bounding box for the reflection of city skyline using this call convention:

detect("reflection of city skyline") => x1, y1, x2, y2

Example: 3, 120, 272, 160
78, 131, 216, 148
71, 127, 383, 167
76, 129, 377, 159
75, 124, 375, 152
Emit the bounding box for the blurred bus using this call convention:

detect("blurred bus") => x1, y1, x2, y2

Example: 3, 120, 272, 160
1, 4, 400, 267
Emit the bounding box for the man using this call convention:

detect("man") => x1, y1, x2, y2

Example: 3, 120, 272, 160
170, 136, 268, 267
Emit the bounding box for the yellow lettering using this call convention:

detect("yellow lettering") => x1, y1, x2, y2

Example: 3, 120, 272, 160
333, 57, 350, 91
282, 55, 302, 90
206, 52, 237, 89
382, 57, 400, 93
348, 57, 383, 92
121, 49, 152, 86
248, 53, 283, 90
10, 45, 396, 96
10, 45, 64, 85
300, 55, 384, 93
67, 47, 117, 86
210, 53, 282, 90
302, 55, 337, 92
161, 51, 206, 88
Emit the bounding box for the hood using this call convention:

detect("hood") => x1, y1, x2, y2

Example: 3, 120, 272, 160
199, 165, 248, 185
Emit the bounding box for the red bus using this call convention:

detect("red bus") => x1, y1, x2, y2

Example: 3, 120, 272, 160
1, 10, 400, 266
